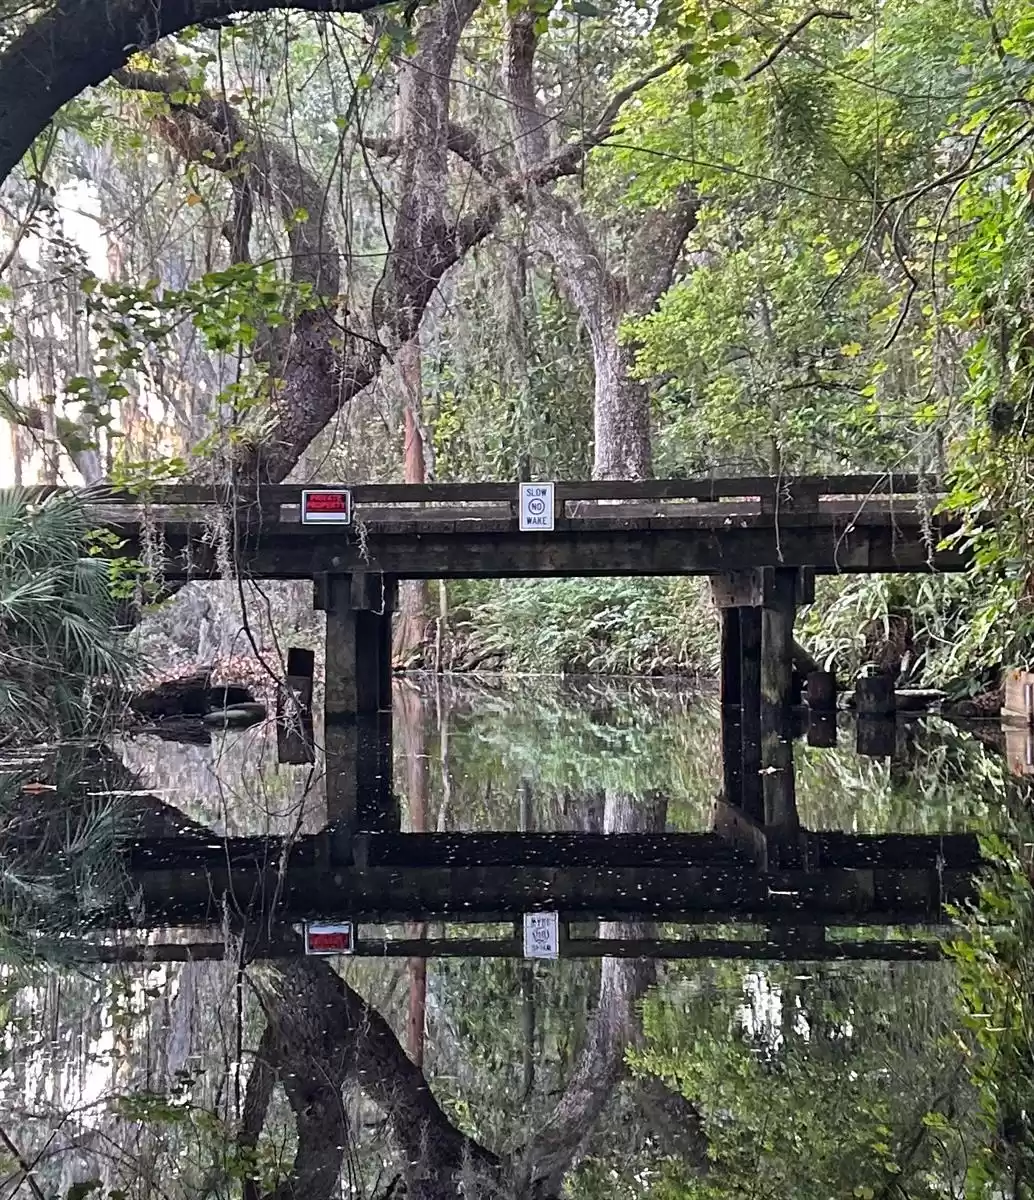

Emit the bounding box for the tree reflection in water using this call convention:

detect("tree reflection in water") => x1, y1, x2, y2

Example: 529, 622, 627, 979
0, 677, 1026, 1199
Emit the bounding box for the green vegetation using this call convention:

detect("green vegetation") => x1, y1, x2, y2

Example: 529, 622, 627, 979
6, 1, 1034, 683
0, 487, 134, 954
4, 2, 1034, 1198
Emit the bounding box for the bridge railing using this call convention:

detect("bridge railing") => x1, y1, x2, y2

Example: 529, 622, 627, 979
34, 472, 944, 523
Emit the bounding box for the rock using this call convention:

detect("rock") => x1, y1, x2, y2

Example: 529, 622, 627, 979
843, 688, 944, 712
894, 688, 945, 712
130, 670, 255, 719
202, 702, 267, 729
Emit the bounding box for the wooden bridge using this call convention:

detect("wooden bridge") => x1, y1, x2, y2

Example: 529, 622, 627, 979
88, 473, 961, 578
35, 473, 985, 964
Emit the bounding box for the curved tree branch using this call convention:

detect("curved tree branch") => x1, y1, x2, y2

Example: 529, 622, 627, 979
743, 7, 855, 82
0, 0, 393, 189
114, 66, 339, 295
258, 958, 501, 1199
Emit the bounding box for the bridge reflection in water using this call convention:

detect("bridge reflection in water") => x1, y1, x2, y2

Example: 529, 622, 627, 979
71, 697, 982, 967
37, 475, 990, 964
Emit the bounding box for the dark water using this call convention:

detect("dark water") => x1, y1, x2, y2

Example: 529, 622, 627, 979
0, 677, 1022, 1199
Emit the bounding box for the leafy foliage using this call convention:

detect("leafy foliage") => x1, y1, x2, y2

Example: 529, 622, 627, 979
0, 486, 134, 738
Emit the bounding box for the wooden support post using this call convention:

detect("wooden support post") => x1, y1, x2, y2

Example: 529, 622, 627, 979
761, 568, 799, 858
323, 574, 399, 848
720, 609, 744, 804
855, 674, 895, 716
856, 716, 896, 759
807, 711, 838, 748
806, 669, 837, 711
720, 608, 742, 707
277, 647, 315, 765
739, 607, 763, 822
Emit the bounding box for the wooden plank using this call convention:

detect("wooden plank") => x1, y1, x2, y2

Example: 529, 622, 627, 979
122, 829, 978, 871
63, 936, 944, 963
357, 831, 743, 868
119, 518, 968, 581
57, 473, 944, 509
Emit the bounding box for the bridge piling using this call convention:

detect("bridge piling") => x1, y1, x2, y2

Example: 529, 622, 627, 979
320, 572, 399, 846
762, 567, 800, 857
720, 609, 744, 804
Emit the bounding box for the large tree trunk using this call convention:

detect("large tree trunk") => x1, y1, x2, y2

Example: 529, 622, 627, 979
592, 328, 652, 481
504, 10, 696, 482
394, 336, 430, 665
257, 958, 501, 1199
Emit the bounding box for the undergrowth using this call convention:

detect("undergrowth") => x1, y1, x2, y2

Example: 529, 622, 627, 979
445, 577, 718, 676
446, 572, 1003, 686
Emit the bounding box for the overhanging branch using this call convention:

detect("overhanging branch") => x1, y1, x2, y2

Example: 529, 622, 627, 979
0, 0, 394, 189
743, 7, 855, 82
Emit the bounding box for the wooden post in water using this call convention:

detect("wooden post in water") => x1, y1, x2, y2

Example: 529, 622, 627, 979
807, 711, 838, 748
277, 647, 315, 764
321, 572, 398, 849
855, 674, 895, 716
761, 567, 799, 852
720, 608, 744, 804
806, 670, 837, 712
739, 607, 763, 823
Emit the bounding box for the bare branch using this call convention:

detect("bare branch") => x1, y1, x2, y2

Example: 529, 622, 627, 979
521, 47, 690, 187
744, 8, 855, 82
362, 122, 507, 180
0, 1121, 46, 1200
445, 121, 508, 180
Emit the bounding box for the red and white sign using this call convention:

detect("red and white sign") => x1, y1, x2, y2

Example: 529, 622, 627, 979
304, 922, 354, 955
301, 489, 352, 524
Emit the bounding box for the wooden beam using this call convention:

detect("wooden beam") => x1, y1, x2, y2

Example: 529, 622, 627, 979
117, 517, 966, 581
46, 473, 943, 507
61, 936, 945, 963
110, 862, 973, 928
123, 830, 981, 872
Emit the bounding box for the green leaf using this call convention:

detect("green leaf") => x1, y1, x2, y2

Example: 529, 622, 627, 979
711, 8, 732, 30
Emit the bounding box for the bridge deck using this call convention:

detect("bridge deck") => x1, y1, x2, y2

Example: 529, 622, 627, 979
78, 474, 962, 579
